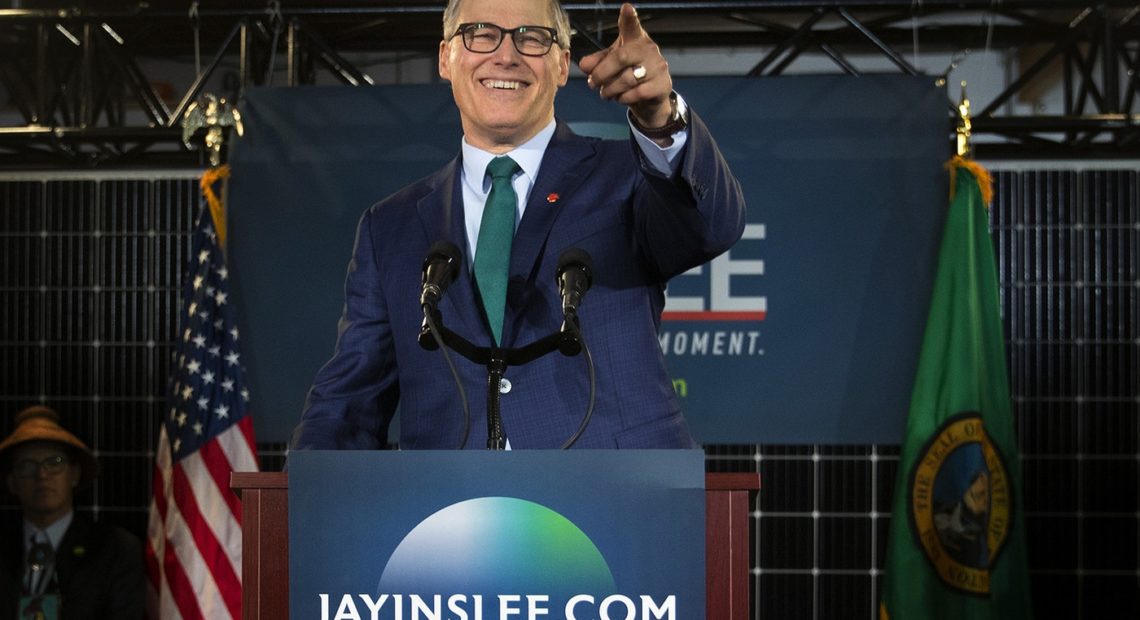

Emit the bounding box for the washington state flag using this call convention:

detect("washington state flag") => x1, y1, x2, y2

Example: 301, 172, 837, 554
880, 158, 1031, 619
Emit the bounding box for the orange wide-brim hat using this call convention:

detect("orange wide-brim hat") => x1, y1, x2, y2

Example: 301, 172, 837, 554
0, 406, 98, 487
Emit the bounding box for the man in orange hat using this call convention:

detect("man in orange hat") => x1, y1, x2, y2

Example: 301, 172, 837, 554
0, 406, 143, 620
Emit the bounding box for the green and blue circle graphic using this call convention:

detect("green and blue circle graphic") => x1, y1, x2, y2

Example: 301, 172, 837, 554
378, 497, 616, 602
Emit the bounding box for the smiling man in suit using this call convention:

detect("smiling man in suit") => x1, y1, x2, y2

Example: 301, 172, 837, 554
290, 0, 746, 451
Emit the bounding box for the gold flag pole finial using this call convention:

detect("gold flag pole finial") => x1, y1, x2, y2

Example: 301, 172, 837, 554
182, 93, 243, 246
181, 93, 244, 168
947, 79, 993, 207
956, 80, 972, 158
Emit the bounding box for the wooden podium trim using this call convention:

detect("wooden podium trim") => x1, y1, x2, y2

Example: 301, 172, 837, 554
233, 470, 758, 620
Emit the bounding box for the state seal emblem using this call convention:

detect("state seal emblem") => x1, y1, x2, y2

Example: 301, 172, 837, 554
907, 412, 1012, 595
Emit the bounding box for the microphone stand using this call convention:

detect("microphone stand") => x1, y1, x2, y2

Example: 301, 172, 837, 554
420, 308, 581, 450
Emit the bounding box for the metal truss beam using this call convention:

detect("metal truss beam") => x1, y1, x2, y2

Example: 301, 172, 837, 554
2, 2, 1140, 165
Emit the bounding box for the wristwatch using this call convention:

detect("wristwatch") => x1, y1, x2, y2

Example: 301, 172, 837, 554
630, 92, 689, 140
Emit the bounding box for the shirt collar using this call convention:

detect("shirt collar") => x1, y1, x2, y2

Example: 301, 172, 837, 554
24, 510, 74, 552
460, 119, 557, 191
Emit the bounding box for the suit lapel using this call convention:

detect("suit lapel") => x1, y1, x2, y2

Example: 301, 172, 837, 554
416, 158, 483, 336
510, 122, 597, 280
503, 123, 597, 341
52, 515, 89, 592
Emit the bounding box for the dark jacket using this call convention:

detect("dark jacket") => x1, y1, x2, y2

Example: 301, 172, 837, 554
0, 513, 144, 620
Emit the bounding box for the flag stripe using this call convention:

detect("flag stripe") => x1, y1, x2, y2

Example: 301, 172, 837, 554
181, 449, 243, 578
196, 437, 244, 524
237, 414, 256, 453
172, 462, 243, 619
155, 578, 182, 620
164, 500, 228, 620
227, 415, 259, 471
146, 430, 173, 620
217, 416, 259, 476
147, 435, 171, 555
162, 529, 204, 620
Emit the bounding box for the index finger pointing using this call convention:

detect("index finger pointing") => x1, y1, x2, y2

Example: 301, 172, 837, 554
617, 3, 644, 44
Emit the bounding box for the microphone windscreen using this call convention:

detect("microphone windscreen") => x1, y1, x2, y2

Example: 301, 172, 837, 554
557, 248, 594, 284
425, 240, 462, 282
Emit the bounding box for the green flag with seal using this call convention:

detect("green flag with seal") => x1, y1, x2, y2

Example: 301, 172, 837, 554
880, 157, 1032, 620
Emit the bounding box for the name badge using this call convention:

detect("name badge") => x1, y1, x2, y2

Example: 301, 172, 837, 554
18, 594, 59, 620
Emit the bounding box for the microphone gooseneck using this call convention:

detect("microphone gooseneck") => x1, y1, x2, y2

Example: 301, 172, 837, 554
419, 240, 470, 448
556, 248, 594, 320
420, 240, 462, 310
554, 249, 596, 448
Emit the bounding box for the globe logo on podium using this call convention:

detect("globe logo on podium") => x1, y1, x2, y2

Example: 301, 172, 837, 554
378, 497, 616, 605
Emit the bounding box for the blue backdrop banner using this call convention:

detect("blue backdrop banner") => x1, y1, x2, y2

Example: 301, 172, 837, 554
229, 75, 949, 444
288, 450, 706, 620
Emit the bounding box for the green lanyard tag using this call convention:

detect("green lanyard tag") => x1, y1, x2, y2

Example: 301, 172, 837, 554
18, 594, 59, 620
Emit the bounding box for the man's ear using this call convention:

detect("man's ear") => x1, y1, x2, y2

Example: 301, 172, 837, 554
5, 473, 15, 496
439, 40, 452, 81
557, 48, 570, 86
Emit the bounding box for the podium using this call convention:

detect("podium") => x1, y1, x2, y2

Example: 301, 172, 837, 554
232, 470, 758, 620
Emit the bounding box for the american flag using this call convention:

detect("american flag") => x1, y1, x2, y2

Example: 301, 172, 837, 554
146, 197, 258, 620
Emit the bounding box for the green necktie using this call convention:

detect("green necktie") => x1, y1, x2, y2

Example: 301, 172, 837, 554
474, 156, 520, 345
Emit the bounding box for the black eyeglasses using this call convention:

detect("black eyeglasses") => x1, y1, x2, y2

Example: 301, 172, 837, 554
12, 454, 69, 478
452, 23, 559, 57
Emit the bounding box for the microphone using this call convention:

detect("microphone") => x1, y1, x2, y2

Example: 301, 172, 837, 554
556, 248, 593, 320
417, 241, 471, 449
555, 249, 597, 447
420, 241, 462, 310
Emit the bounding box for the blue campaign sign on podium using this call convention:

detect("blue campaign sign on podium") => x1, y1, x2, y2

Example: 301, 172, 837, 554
288, 450, 706, 620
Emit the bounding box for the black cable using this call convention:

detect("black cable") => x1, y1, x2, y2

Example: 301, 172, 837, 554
560, 319, 595, 450
423, 304, 471, 449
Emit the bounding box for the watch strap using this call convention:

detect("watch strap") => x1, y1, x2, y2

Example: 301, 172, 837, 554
630, 92, 688, 140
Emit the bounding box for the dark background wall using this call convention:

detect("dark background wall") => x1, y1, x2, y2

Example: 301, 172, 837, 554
0, 168, 1137, 618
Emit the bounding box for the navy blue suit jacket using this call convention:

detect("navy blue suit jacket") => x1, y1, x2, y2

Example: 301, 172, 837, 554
291, 111, 745, 450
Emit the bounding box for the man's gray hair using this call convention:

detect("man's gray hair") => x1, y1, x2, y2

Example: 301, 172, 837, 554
442, 0, 572, 50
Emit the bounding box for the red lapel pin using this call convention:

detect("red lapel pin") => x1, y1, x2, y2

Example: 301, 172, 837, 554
546, 192, 559, 203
